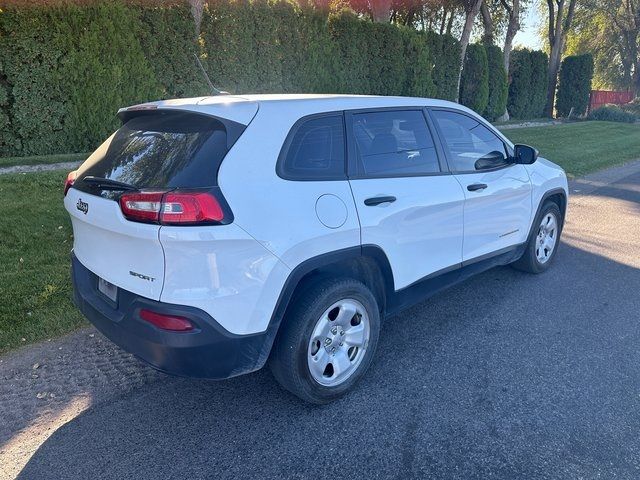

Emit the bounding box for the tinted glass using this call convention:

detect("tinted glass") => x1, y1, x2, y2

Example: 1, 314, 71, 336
352, 110, 439, 176
432, 110, 508, 172
75, 111, 233, 193
279, 115, 345, 180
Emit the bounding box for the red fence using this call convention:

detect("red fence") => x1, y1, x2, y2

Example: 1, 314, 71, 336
589, 90, 634, 112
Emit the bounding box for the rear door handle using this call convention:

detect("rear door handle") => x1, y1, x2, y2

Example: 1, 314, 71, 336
364, 195, 396, 206
467, 183, 488, 192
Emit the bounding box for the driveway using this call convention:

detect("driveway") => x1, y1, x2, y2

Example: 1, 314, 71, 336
2, 163, 640, 480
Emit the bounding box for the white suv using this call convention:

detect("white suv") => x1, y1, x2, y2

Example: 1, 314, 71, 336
64, 94, 568, 403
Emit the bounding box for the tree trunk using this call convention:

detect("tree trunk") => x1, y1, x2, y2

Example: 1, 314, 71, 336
456, 0, 484, 100
446, 9, 455, 35
188, 0, 204, 35
502, 0, 520, 75
480, 1, 494, 45
497, 0, 521, 121
371, 0, 392, 22
439, 8, 447, 35
544, 0, 577, 117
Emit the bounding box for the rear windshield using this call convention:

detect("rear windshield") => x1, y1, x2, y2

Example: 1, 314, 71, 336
75, 111, 240, 194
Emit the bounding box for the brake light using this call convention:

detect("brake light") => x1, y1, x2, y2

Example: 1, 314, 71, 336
64, 171, 76, 196
139, 309, 194, 332
160, 192, 224, 224
119, 192, 164, 223
119, 190, 227, 225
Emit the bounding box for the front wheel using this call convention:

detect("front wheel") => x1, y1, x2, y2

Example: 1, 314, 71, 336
269, 278, 380, 404
512, 201, 563, 273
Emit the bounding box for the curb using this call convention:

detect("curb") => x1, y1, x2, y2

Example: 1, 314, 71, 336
0, 161, 82, 175
568, 158, 640, 195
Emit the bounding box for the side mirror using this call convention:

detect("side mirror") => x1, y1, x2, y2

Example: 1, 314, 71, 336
513, 144, 539, 164
474, 150, 508, 171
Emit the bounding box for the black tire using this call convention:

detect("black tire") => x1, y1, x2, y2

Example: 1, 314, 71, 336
269, 277, 380, 404
512, 201, 563, 274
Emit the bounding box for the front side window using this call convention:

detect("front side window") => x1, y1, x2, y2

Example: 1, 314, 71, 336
351, 110, 440, 177
278, 115, 346, 180
432, 110, 509, 172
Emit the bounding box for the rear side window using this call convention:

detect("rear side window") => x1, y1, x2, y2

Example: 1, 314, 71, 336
75, 111, 240, 194
351, 110, 440, 177
278, 115, 346, 181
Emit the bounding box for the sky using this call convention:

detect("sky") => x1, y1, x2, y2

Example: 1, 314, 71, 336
513, 4, 544, 50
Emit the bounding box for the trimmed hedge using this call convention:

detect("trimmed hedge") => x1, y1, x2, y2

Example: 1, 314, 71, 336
425, 31, 461, 101
556, 54, 594, 117
0, 1, 460, 157
507, 49, 548, 119
483, 44, 508, 122
459, 43, 489, 114
588, 105, 637, 123
0, 2, 205, 157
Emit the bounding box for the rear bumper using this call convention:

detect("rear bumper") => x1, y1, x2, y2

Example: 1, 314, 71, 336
71, 253, 275, 379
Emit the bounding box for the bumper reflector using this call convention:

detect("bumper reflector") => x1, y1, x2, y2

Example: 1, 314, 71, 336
139, 309, 194, 332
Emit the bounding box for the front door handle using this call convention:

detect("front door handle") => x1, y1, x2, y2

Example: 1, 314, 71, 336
467, 183, 488, 192
364, 195, 397, 206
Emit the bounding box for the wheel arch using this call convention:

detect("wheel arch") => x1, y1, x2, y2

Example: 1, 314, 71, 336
528, 187, 567, 239
269, 246, 395, 333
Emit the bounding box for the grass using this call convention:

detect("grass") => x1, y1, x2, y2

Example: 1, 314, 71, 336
0, 152, 89, 169
0, 170, 85, 354
500, 121, 640, 177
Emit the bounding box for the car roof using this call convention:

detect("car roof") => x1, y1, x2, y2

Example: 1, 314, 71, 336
119, 94, 469, 125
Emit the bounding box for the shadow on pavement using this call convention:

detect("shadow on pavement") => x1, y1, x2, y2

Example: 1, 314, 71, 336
13, 239, 640, 480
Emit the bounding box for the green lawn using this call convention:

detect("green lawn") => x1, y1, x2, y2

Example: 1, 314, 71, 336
0, 171, 85, 354
0, 152, 89, 169
500, 121, 640, 177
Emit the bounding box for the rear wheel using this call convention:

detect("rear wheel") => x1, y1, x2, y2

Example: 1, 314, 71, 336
269, 278, 380, 404
513, 201, 562, 273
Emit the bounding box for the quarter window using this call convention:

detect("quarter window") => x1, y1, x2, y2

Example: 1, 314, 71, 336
432, 110, 509, 172
279, 115, 346, 180
351, 110, 440, 177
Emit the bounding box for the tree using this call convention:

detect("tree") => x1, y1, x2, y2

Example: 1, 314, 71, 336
456, 0, 484, 97
480, 0, 495, 44
544, 0, 579, 117
566, 0, 640, 95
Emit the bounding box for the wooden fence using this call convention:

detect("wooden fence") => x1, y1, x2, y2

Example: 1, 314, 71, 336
589, 90, 634, 112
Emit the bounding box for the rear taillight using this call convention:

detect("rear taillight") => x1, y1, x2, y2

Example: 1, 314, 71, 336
119, 192, 164, 223
119, 190, 228, 225
161, 192, 224, 225
64, 171, 76, 196
139, 309, 194, 332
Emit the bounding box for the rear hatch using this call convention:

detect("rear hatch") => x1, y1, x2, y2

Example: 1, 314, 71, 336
65, 107, 251, 300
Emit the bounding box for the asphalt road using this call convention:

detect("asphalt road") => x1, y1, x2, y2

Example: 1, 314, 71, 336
2, 163, 640, 479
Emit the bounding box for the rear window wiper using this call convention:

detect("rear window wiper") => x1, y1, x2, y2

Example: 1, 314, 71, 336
81, 176, 138, 192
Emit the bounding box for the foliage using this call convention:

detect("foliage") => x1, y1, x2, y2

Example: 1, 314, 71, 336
135, 4, 208, 98
529, 50, 548, 118
621, 97, 640, 116
459, 43, 488, 114
400, 28, 436, 97
587, 105, 637, 123
425, 31, 461, 101
507, 48, 548, 119
555, 54, 594, 117
0, 2, 196, 157
483, 43, 508, 121
566, 0, 640, 94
